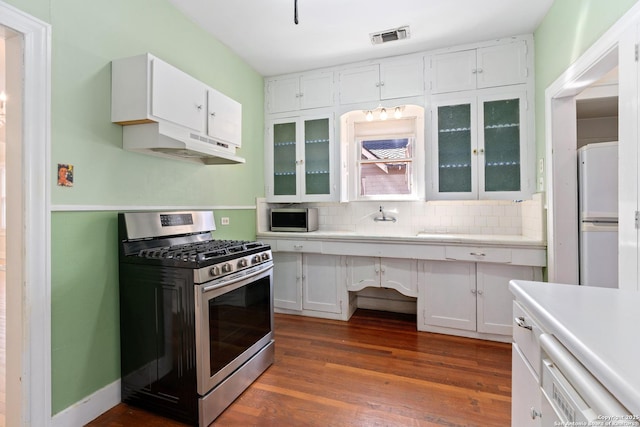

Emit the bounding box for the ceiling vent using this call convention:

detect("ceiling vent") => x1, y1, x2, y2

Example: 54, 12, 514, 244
370, 26, 410, 45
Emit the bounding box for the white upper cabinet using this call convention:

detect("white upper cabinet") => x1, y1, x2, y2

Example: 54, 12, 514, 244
430, 40, 529, 94
338, 56, 424, 104
207, 88, 242, 147
266, 71, 334, 114
150, 57, 207, 132
112, 53, 242, 145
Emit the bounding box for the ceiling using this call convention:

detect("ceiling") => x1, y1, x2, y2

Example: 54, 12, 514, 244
168, 0, 555, 77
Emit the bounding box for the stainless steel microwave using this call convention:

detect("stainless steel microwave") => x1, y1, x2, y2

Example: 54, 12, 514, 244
270, 208, 319, 232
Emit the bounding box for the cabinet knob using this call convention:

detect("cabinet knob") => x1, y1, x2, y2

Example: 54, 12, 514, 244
196, 104, 203, 110
477, 290, 483, 295
473, 149, 478, 155
479, 148, 485, 154
530, 407, 541, 420
380, 81, 385, 86
472, 68, 477, 74
471, 289, 477, 294
210, 112, 216, 117
477, 68, 484, 74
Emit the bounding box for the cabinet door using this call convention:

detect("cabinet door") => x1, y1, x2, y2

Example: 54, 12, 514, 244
478, 91, 527, 198
477, 41, 528, 89
431, 96, 478, 199
346, 256, 380, 292
512, 344, 542, 427
380, 57, 424, 100
303, 117, 333, 198
150, 57, 206, 132
339, 65, 380, 104
207, 88, 242, 147
303, 254, 342, 313
381, 258, 417, 298
273, 252, 302, 311
430, 50, 477, 94
300, 72, 334, 110
270, 119, 300, 199
266, 76, 300, 114
421, 261, 476, 331
477, 264, 534, 335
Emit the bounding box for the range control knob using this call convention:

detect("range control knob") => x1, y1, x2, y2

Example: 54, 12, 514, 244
261, 252, 270, 261
222, 263, 232, 273
238, 258, 248, 268
210, 266, 221, 276
252, 255, 262, 264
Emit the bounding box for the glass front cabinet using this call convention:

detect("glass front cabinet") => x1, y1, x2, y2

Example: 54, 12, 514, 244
429, 90, 529, 200
266, 115, 336, 202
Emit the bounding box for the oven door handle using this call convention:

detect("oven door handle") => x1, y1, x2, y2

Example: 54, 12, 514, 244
539, 333, 633, 419
201, 263, 273, 293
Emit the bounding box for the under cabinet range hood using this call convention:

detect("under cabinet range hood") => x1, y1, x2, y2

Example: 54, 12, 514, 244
122, 122, 246, 165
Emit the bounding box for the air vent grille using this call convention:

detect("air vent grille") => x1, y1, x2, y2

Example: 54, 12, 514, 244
370, 26, 410, 45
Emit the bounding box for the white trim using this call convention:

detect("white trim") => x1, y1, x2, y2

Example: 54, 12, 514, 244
544, 2, 640, 284
51, 380, 120, 427
0, 1, 51, 425
50, 204, 257, 212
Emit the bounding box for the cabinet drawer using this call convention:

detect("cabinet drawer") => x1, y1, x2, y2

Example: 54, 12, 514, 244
445, 246, 511, 263
513, 301, 542, 377
276, 240, 323, 253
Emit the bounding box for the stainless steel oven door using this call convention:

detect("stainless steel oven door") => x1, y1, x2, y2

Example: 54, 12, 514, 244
195, 262, 274, 396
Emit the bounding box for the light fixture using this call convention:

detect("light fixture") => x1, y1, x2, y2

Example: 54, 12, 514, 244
365, 110, 373, 121
380, 108, 388, 120
0, 91, 6, 128
394, 106, 402, 119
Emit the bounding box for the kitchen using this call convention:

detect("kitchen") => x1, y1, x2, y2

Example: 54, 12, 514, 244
1, 0, 639, 426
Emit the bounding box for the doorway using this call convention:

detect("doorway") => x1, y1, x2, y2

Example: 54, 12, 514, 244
0, 2, 51, 425
546, 13, 640, 290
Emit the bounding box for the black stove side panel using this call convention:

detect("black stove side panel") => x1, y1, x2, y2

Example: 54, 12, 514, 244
119, 263, 199, 425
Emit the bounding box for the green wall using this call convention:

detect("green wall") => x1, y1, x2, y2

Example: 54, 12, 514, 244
534, 0, 638, 171
6, 0, 264, 415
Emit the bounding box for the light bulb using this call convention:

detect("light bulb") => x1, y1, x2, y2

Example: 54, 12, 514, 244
380, 108, 387, 120
394, 106, 402, 119
366, 110, 373, 121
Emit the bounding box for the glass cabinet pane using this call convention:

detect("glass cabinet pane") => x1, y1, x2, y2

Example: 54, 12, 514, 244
273, 122, 297, 196
304, 118, 330, 195
483, 98, 520, 192
438, 104, 472, 192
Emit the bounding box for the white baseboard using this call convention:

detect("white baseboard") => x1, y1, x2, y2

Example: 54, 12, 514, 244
52, 379, 120, 427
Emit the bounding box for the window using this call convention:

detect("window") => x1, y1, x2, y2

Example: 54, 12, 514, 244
341, 105, 424, 201
358, 137, 413, 196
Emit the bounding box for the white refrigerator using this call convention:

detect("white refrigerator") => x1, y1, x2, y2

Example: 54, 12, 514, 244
578, 141, 618, 288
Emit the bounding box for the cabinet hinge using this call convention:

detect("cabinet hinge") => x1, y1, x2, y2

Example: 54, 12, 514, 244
635, 211, 640, 229
635, 44, 639, 62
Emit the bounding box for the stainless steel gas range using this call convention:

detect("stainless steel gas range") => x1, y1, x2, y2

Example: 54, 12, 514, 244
118, 210, 274, 426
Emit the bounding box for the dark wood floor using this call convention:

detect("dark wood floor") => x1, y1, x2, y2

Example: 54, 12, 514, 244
87, 310, 512, 426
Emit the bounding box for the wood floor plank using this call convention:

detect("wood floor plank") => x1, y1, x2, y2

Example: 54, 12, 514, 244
87, 310, 511, 426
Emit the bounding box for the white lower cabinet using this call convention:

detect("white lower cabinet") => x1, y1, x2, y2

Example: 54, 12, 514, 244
273, 252, 303, 311
302, 254, 342, 313
346, 257, 417, 298
512, 344, 542, 426
273, 252, 344, 317
418, 261, 539, 336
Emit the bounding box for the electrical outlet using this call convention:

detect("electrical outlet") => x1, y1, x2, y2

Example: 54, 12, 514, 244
221, 217, 230, 225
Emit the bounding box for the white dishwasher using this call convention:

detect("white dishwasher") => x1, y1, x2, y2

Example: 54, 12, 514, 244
539, 334, 638, 426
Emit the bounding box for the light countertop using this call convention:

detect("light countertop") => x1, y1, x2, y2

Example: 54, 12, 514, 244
257, 230, 546, 248
509, 280, 640, 416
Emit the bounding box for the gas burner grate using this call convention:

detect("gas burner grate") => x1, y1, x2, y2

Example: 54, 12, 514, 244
137, 239, 263, 263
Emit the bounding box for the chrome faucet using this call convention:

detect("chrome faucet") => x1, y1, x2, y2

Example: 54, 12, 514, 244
374, 206, 397, 223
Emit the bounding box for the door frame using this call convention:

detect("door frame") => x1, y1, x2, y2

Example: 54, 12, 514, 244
1, 1, 51, 425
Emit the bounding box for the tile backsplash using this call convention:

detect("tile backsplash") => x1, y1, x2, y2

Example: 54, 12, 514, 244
257, 193, 546, 241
